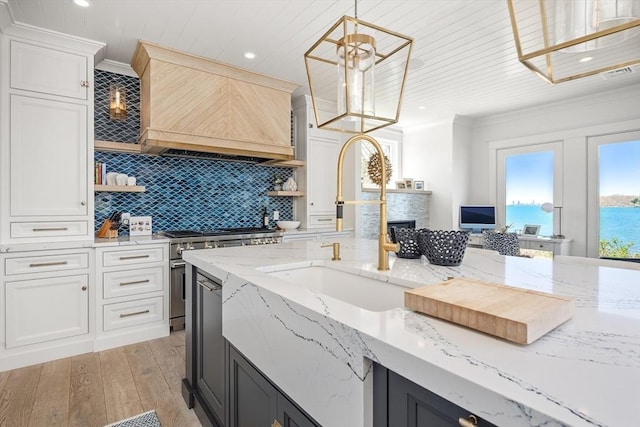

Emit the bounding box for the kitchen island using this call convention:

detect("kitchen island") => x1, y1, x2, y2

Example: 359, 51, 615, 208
182, 238, 639, 427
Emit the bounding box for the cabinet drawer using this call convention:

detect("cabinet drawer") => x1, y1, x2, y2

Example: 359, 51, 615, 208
10, 221, 88, 239
103, 266, 164, 299
102, 247, 164, 267
5, 252, 89, 275
103, 297, 164, 331
529, 241, 555, 252
309, 215, 335, 227
10, 40, 88, 100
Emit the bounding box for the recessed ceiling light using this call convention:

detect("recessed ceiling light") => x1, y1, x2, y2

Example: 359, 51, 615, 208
244, 52, 256, 60
579, 56, 593, 63
73, 0, 92, 7
418, 106, 426, 110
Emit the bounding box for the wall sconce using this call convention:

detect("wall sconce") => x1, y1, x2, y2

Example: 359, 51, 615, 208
109, 84, 127, 121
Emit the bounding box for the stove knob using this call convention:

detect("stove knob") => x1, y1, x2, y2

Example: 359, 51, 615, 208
214, 241, 220, 248
204, 242, 213, 249
176, 245, 184, 255
188, 243, 196, 250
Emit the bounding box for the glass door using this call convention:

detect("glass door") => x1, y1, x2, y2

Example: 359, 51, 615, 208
588, 131, 640, 259
497, 142, 562, 237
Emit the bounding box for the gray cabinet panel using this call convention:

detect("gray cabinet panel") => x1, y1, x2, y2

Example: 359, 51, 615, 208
196, 275, 226, 424
277, 394, 317, 427
229, 345, 278, 427
229, 345, 319, 427
374, 363, 496, 427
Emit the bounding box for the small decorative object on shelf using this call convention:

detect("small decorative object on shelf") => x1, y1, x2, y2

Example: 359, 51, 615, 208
282, 177, 298, 191
273, 175, 283, 191
395, 181, 406, 189
414, 180, 424, 190
403, 178, 414, 190
367, 152, 392, 186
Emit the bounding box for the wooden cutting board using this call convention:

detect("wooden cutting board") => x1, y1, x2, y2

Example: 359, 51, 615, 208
404, 278, 574, 344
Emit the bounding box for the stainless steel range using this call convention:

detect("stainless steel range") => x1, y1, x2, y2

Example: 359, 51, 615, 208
159, 227, 283, 330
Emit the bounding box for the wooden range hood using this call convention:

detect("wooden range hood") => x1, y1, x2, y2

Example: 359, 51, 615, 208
131, 41, 299, 160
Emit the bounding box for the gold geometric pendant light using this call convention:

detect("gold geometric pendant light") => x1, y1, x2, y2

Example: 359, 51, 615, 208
508, 0, 640, 84
304, 2, 413, 134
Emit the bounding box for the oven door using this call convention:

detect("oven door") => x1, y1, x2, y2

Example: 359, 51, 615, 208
170, 260, 186, 329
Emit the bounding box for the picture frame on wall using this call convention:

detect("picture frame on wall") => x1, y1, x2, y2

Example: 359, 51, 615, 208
396, 181, 406, 189
404, 178, 414, 190
414, 181, 424, 190
522, 224, 541, 236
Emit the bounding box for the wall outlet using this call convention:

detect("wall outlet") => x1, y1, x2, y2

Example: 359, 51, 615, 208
121, 212, 131, 225
273, 210, 279, 221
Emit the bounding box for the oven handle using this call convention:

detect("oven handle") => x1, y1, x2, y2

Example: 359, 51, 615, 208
170, 261, 186, 269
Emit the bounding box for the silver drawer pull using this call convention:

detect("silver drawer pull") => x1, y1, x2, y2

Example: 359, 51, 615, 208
119, 279, 150, 286
119, 254, 150, 260
32, 227, 68, 232
29, 260, 68, 268
120, 309, 150, 318
317, 218, 333, 222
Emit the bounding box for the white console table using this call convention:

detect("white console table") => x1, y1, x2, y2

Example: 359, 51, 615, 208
467, 234, 572, 256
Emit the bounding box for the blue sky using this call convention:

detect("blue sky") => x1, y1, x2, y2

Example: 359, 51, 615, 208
505, 151, 553, 205
599, 140, 640, 196
505, 141, 640, 204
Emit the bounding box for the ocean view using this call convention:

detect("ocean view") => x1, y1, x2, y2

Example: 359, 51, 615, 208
506, 205, 640, 253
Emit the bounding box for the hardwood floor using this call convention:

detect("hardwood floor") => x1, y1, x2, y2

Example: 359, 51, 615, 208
0, 331, 201, 427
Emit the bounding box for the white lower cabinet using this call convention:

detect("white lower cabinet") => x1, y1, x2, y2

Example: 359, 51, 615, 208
5, 274, 89, 348
94, 243, 169, 351
1, 248, 93, 371
0, 243, 170, 371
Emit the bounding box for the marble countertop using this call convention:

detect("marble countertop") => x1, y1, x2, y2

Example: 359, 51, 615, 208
183, 238, 639, 427
0, 235, 169, 253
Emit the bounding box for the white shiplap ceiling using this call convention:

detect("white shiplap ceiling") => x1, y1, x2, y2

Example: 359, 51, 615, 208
4, 0, 640, 127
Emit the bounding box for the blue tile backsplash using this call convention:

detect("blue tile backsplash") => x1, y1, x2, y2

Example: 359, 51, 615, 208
94, 70, 294, 233
94, 70, 140, 143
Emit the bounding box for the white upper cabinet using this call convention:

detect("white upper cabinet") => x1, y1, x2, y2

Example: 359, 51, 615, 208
10, 95, 88, 217
0, 33, 98, 243
10, 40, 89, 100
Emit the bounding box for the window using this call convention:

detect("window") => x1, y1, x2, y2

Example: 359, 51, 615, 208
588, 131, 640, 259
360, 137, 401, 189
496, 142, 562, 236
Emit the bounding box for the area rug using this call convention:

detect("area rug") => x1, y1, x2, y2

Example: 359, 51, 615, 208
104, 410, 162, 427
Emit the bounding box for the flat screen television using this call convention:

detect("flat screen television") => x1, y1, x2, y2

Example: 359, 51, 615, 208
459, 205, 496, 234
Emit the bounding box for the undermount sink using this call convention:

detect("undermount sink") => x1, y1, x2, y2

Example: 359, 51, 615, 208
265, 265, 408, 311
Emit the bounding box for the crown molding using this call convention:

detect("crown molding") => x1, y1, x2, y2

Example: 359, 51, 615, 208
0, 3, 104, 62
95, 59, 138, 78
0, 0, 14, 34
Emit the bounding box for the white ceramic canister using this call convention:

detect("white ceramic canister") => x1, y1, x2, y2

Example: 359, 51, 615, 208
283, 177, 297, 191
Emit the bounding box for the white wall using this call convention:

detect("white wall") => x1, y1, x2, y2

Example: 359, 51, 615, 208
403, 118, 455, 229
469, 84, 640, 256
402, 115, 473, 230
